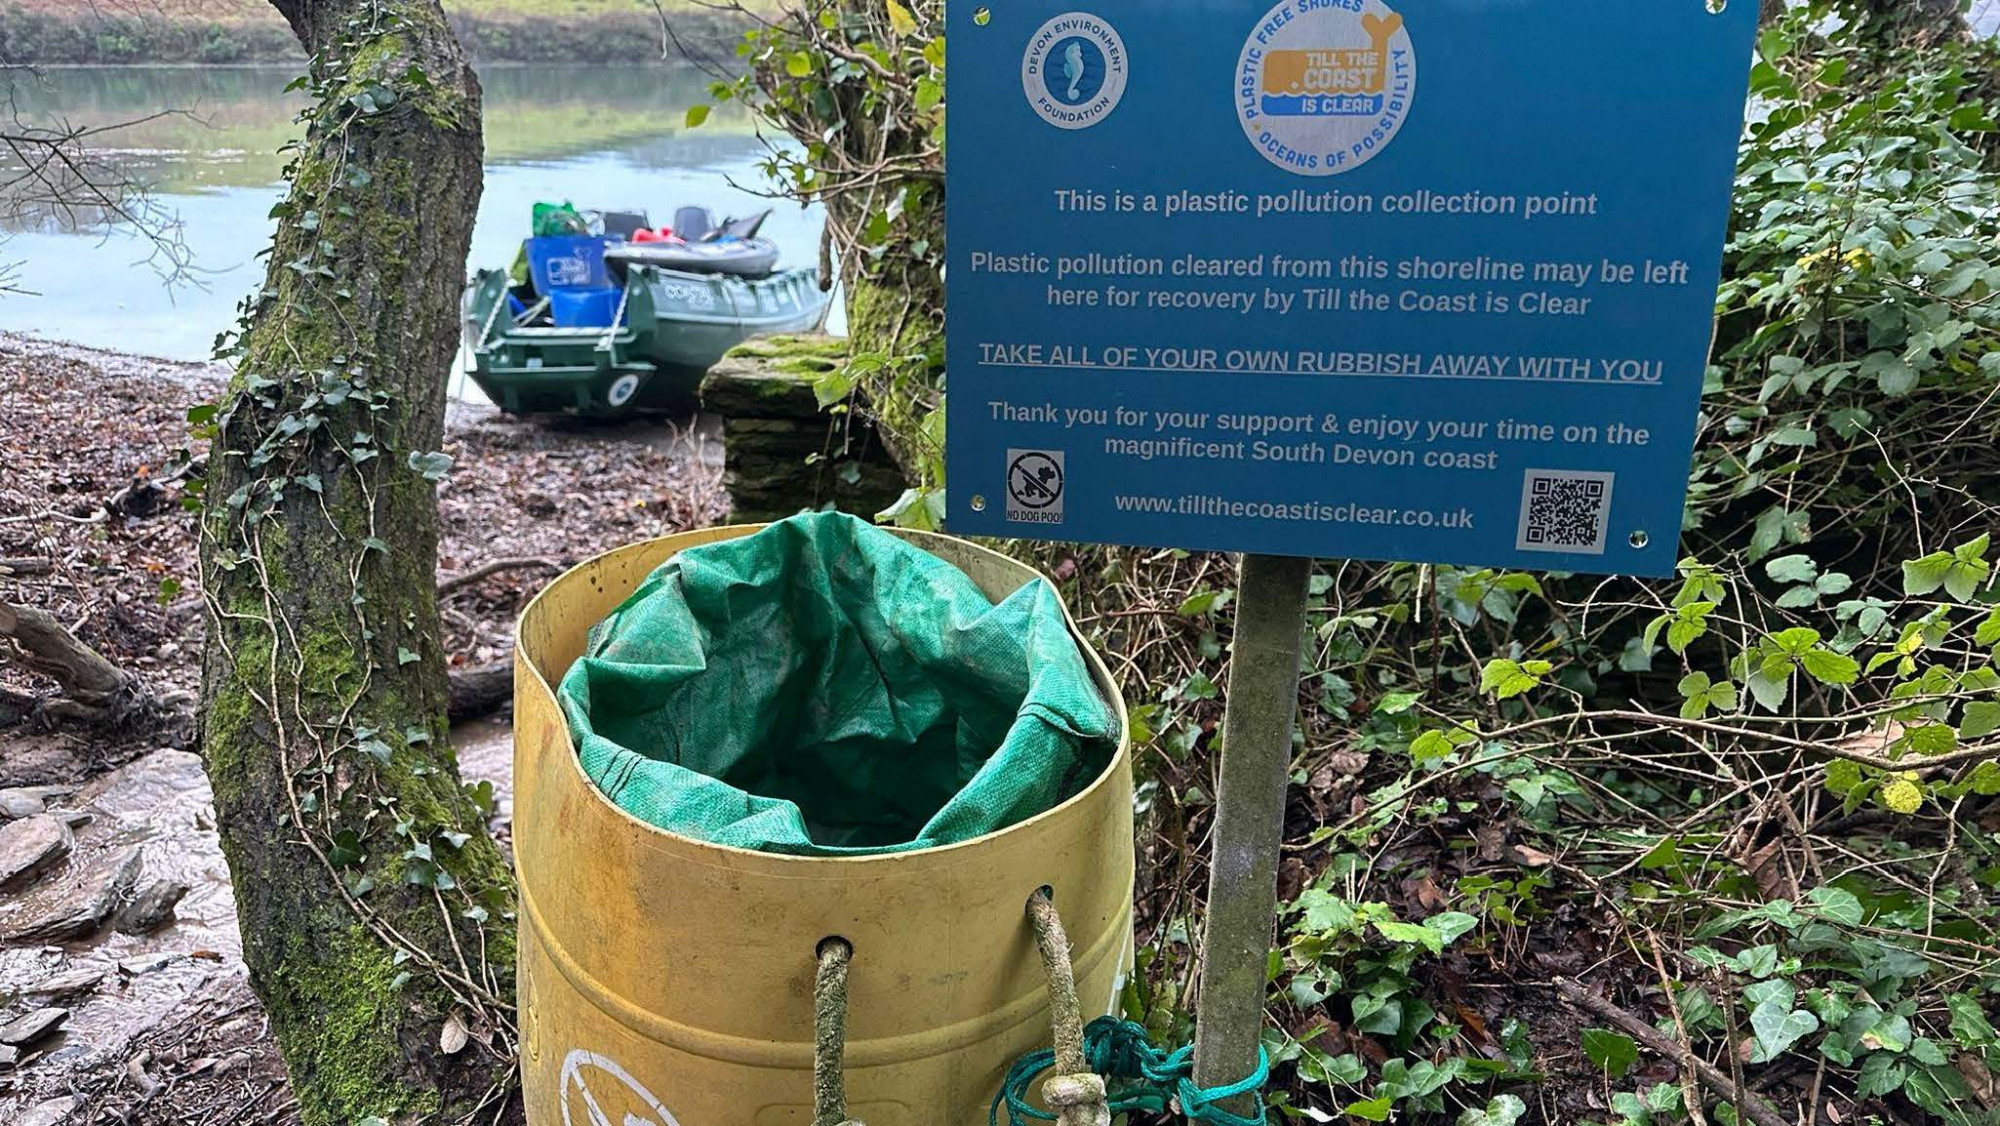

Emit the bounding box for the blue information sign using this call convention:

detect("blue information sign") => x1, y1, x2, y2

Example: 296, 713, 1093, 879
945, 1, 1758, 577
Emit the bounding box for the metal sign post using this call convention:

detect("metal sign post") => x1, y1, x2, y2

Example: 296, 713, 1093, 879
1190, 553, 1312, 1113
945, 0, 1760, 1109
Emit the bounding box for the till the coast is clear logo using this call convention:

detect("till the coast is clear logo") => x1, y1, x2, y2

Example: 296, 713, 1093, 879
1237, 0, 1417, 175
1022, 12, 1128, 130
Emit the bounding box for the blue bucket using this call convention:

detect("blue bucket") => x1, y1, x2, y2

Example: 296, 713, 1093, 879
550, 288, 624, 328
526, 235, 619, 293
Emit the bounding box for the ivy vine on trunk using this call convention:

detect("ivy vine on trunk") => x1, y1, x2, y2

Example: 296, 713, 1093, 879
691, 0, 947, 517
197, 1, 519, 1123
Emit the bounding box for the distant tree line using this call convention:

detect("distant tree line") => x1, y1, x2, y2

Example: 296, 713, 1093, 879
0, 4, 748, 64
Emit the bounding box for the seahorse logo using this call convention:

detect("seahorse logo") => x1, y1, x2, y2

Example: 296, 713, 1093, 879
1063, 41, 1087, 100
1021, 12, 1129, 130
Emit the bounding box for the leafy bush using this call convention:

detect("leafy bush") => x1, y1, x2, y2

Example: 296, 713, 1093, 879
718, 0, 2000, 1120
1040, 4, 2000, 1123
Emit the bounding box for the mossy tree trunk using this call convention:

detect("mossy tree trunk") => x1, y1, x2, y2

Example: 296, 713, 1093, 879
814, 0, 944, 484
823, 74, 944, 481
198, 2, 519, 1124
739, 0, 945, 487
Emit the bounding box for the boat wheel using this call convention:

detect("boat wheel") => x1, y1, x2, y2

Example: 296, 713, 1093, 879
605, 374, 642, 410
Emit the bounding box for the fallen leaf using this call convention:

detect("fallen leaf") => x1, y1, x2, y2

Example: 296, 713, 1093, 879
440, 1011, 469, 1055
1507, 843, 1554, 868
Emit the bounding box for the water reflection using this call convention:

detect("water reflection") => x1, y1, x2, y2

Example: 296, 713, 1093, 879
0, 64, 825, 370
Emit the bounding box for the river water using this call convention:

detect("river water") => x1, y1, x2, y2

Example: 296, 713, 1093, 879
0, 64, 828, 392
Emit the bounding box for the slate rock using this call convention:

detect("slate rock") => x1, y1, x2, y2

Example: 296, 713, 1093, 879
119, 952, 183, 976
116, 878, 191, 935
26, 966, 108, 998
0, 1006, 69, 1046
3, 845, 142, 943
0, 791, 44, 819
0, 786, 71, 821
0, 814, 74, 891
19, 1096, 81, 1126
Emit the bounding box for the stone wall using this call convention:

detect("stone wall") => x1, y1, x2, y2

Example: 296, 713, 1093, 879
699, 336, 907, 524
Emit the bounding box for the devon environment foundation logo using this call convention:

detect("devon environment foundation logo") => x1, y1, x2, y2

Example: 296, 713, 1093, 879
1022, 12, 1129, 130
1237, 0, 1416, 175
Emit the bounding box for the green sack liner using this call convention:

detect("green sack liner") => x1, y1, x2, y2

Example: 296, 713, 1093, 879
558, 513, 1120, 857
532, 200, 588, 237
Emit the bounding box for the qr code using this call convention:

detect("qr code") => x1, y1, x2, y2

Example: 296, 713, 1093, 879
1516, 470, 1615, 555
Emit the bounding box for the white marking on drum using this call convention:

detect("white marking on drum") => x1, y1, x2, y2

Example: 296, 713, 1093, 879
559, 1048, 682, 1126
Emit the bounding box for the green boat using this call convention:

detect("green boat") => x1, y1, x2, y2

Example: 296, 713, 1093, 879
461, 263, 830, 417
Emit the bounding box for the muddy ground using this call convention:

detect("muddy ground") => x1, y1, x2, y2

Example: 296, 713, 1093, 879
0, 336, 728, 1123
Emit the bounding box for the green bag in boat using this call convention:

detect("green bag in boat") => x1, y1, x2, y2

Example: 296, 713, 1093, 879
531, 200, 589, 237
557, 513, 1119, 857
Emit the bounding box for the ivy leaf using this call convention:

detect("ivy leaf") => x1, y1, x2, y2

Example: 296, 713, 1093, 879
1806, 886, 1864, 926
1343, 1097, 1394, 1122
1735, 945, 1781, 978
1423, 911, 1480, 948
1292, 888, 1355, 934
328, 830, 365, 868
408, 451, 455, 483
1178, 589, 1223, 617
1749, 999, 1820, 1062
1373, 919, 1444, 954
397, 647, 420, 667
1950, 994, 1999, 1047
1582, 1028, 1639, 1077
1458, 1095, 1527, 1126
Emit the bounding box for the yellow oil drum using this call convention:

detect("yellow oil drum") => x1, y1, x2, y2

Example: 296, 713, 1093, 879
514, 526, 1134, 1126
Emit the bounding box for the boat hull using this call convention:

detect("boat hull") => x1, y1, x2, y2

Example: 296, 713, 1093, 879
637, 268, 829, 369
461, 266, 829, 418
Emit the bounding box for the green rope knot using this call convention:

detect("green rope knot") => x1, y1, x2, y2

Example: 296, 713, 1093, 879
993, 1017, 1270, 1126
